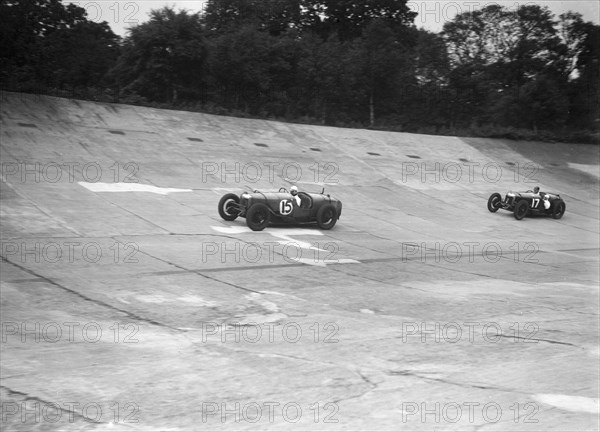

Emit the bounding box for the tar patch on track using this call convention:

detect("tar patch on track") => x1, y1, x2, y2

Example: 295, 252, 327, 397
109, 130, 125, 135
406, 154, 421, 159
18, 123, 37, 128
187, 137, 203, 142
367, 152, 381, 156
254, 143, 269, 147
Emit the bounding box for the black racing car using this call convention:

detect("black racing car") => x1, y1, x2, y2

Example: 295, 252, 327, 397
487, 189, 566, 220
218, 187, 342, 231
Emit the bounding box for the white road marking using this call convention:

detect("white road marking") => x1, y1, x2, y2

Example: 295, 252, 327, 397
212, 226, 253, 234
79, 182, 192, 195
568, 163, 600, 178
246, 293, 280, 313
336, 259, 362, 264
534, 394, 599, 414
210, 227, 361, 266
270, 232, 328, 252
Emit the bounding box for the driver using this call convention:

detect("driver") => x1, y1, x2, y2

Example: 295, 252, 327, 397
533, 186, 540, 195
290, 185, 301, 206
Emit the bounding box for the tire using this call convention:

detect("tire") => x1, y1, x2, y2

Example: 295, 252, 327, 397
552, 201, 566, 219
487, 193, 502, 212
514, 200, 529, 220
317, 204, 338, 230
246, 203, 271, 231
218, 194, 240, 221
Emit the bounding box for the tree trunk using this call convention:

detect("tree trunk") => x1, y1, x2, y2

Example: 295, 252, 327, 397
369, 90, 375, 127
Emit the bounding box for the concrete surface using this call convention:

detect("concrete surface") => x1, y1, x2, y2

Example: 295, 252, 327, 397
1, 91, 598, 431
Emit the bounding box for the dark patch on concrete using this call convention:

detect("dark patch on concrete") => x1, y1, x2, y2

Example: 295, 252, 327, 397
18, 123, 37, 128
109, 130, 125, 135
310, 147, 322, 152
4, 278, 45, 284
187, 137, 203, 142
407, 155, 421, 159
254, 143, 269, 148
459, 158, 469, 162
367, 152, 381, 156
506, 162, 515, 166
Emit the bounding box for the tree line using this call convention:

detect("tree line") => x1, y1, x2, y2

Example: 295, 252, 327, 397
1, 0, 598, 143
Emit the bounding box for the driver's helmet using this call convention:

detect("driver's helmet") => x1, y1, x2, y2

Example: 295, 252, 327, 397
543, 194, 549, 200
533, 186, 540, 194
290, 186, 298, 196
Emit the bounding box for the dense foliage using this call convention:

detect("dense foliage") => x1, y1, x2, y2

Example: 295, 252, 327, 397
1, 0, 598, 142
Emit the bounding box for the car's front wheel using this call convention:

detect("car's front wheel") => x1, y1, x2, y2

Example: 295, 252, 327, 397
487, 193, 502, 212
514, 200, 529, 220
552, 201, 566, 219
218, 194, 240, 221
246, 203, 271, 231
317, 204, 338, 230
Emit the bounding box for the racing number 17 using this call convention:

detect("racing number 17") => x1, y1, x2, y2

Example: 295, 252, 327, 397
531, 199, 540, 208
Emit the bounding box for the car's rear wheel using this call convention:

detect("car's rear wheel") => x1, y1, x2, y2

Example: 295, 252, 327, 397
514, 200, 528, 220
246, 203, 271, 231
218, 194, 240, 221
552, 201, 566, 219
487, 193, 502, 212
317, 204, 338, 230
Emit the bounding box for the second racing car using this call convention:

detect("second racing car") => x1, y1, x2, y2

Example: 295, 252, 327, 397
487, 187, 566, 220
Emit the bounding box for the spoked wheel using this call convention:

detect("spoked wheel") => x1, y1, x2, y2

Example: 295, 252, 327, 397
487, 193, 502, 212
514, 200, 529, 220
246, 203, 271, 231
218, 194, 240, 221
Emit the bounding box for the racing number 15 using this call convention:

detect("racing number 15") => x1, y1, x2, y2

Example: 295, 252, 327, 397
280, 199, 293, 215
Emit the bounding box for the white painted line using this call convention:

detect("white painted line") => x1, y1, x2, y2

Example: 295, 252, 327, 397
78, 182, 192, 195
568, 163, 599, 178
534, 394, 599, 414
335, 259, 362, 264
210, 226, 361, 266
211, 226, 253, 234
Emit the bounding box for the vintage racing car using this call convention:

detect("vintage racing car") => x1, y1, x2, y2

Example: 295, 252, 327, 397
218, 187, 342, 231
487, 188, 566, 220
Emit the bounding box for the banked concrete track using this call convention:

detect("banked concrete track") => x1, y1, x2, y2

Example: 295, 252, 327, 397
1, 91, 599, 431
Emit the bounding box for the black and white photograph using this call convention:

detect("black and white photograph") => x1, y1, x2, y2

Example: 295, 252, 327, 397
1, 0, 599, 430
